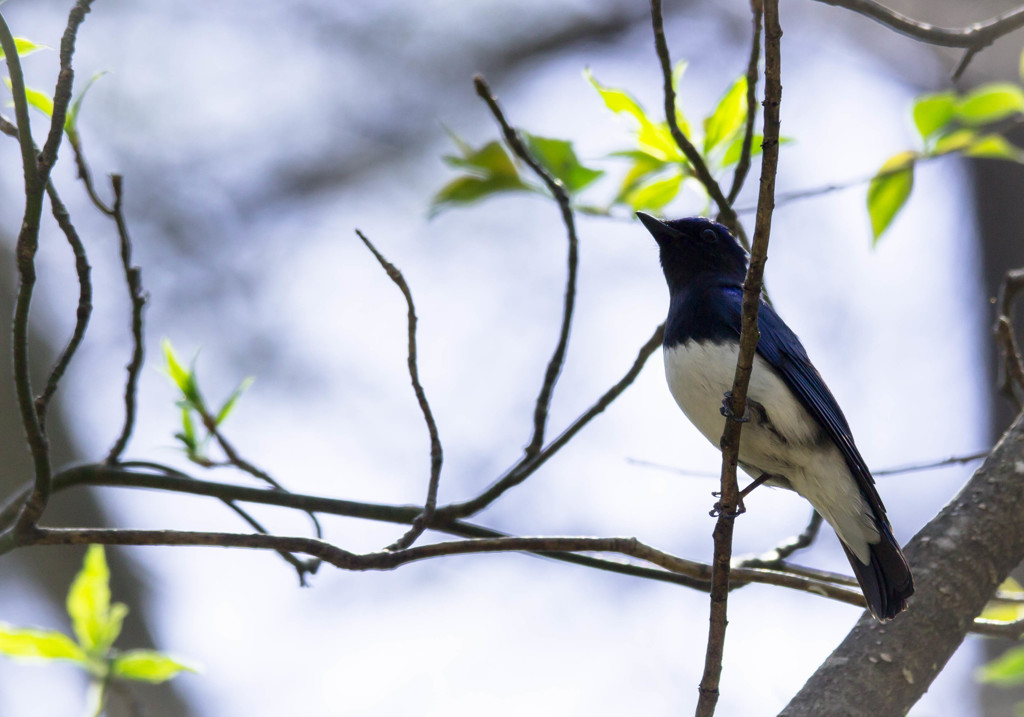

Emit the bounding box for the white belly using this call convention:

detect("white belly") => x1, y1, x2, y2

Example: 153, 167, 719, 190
663, 340, 878, 561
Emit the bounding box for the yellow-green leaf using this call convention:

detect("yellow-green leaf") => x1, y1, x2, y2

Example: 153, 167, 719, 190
625, 172, 684, 211
912, 91, 956, 141
111, 650, 198, 683
704, 76, 747, 154
867, 151, 915, 243
932, 128, 976, 155
0, 624, 87, 663
964, 134, 1024, 162
67, 545, 115, 653
955, 82, 1024, 126
0, 38, 48, 61
523, 134, 604, 194
586, 70, 681, 161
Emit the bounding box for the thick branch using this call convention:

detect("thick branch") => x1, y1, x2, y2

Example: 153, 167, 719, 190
780, 411, 1024, 716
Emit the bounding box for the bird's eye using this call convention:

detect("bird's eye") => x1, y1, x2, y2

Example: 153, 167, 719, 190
699, 228, 717, 244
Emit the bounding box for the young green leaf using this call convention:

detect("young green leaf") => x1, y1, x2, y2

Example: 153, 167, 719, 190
612, 150, 670, 202
586, 70, 682, 161
67, 545, 114, 653
2, 78, 54, 118
703, 76, 747, 155
215, 376, 255, 426
522, 134, 604, 194
0, 38, 48, 61
931, 128, 976, 155
867, 151, 915, 243
430, 174, 533, 215
442, 139, 519, 178
0, 624, 87, 663
964, 134, 1024, 162
721, 133, 763, 168
625, 172, 684, 211
955, 82, 1024, 126
111, 650, 197, 683
978, 645, 1024, 686
65, 71, 107, 141
912, 91, 956, 142
162, 340, 203, 406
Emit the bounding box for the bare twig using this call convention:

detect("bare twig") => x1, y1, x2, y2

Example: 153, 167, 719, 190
442, 324, 664, 519
735, 511, 823, 569
873, 449, 990, 476
472, 75, 579, 462
814, 0, 1024, 78
726, 0, 763, 205
36, 182, 92, 430
105, 175, 148, 463
695, 0, 782, 714
1, 2, 94, 534
649, 0, 747, 247
356, 229, 444, 551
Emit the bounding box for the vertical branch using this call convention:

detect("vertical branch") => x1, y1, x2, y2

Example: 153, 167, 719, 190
356, 230, 443, 551
105, 176, 148, 463
694, 0, 782, 715
650, 0, 748, 248
473, 75, 578, 460
726, 0, 763, 205
36, 181, 93, 430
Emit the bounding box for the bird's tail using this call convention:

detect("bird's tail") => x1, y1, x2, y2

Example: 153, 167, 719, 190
840, 522, 914, 622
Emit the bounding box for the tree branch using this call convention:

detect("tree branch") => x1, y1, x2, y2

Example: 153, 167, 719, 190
649, 0, 747, 247
696, 0, 781, 714
472, 75, 579, 462
356, 229, 444, 551
727, 0, 763, 206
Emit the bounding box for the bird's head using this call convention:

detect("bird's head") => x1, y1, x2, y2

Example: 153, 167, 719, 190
637, 212, 748, 294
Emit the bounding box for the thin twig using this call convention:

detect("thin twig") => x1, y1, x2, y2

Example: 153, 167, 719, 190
442, 324, 664, 519
735, 511, 823, 568
36, 181, 92, 430
695, 0, 782, 714
649, 0, 747, 248
813, 0, 1024, 55
356, 229, 444, 552
726, 0, 763, 205
105, 175, 148, 463
1, 3, 93, 533
472, 75, 579, 462
995, 268, 1024, 408
873, 449, 990, 476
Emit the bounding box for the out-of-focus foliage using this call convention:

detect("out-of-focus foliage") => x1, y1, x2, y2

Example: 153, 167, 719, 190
432, 62, 769, 218
0, 546, 195, 716
868, 52, 1024, 243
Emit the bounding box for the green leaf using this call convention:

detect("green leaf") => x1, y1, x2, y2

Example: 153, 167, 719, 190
2, 78, 53, 118
111, 650, 197, 683
955, 82, 1024, 126
912, 91, 956, 141
586, 70, 681, 161
430, 174, 532, 215
867, 151, 915, 243
178, 406, 197, 451
704, 76, 747, 155
613, 150, 670, 202
441, 139, 519, 179
721, 133, 763, 168
67, 545, 115, 653
979, 645, 1024, 686
522, 134, 604, 194
0, 624, 87, 663
215, 376, 255, 426
65, 71, 107, 140
0, 38, 48, 61
964, 134, 1024, 162
932, 128, 976, 155
162, 340, 202, 406
624, 172, 684, 211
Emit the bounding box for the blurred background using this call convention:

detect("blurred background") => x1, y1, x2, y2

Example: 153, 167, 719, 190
0, 0, 1021, 714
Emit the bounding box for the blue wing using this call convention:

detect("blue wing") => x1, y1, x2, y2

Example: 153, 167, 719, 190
718, 286, 888, 519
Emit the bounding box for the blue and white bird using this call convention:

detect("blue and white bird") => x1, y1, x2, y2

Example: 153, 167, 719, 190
638, 212, 914, 622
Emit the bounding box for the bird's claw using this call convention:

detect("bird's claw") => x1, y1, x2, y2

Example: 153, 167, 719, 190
720, 391, 750, 423
709, 491, 747, 518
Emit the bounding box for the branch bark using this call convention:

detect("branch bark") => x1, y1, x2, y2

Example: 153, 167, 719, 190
780, 410, 1024, 716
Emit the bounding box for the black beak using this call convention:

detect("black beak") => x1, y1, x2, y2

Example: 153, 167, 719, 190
636, 211, 673, 244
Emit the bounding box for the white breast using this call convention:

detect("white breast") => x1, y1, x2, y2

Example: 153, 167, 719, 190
663, 340, 878, 562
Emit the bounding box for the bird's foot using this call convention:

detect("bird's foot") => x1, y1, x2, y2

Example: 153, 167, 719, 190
710, 491, 747, 518
719, 391, 751, 423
